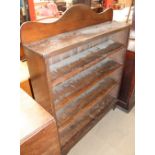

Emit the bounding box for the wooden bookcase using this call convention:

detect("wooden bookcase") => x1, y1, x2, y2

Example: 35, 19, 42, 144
21, 4, 130, 154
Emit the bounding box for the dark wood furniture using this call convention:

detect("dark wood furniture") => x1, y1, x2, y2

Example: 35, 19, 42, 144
20, 43, 25, 60
20, 89, 61, 155
117, 31, 135, 111
117, 7, 135, 111
73, 0, 91, 6
117, 50, 135, 111
21, 4, 130, 154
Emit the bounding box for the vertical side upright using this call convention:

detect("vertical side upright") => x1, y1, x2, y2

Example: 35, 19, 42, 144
24, 47, 62, 153
24, 48, 55, 116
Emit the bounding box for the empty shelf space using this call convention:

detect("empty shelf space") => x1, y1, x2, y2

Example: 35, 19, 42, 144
57, 78, 117, 131
59, 95, 115, 150
56, 78, 117, 127
48, 38, 107, 65
53, 59, 121, 108
49, 41, 124, 86
25, 21, 129, 57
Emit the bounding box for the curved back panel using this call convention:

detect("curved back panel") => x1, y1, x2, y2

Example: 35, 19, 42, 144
21, 4, 113, 44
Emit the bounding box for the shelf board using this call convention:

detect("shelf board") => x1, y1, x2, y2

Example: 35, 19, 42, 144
50, 42, 124, 86
53, 59, 121, 109
59, 95, 115, 153
58, 78, 116, 133
56, 78, 117, 127
24, 21, 129, 57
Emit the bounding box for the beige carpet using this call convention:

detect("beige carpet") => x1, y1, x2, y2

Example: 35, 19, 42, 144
68, 107, 135, 155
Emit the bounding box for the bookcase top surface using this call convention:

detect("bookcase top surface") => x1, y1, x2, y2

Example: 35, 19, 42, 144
24, 21, 129, 57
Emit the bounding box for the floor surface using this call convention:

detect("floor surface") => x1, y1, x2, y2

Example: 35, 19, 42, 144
68, 107, 135, 155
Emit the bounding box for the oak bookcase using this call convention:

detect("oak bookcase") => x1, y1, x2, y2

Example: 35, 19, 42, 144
21, 4, 130, 154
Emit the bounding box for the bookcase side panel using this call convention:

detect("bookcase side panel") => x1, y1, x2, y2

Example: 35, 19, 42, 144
24, 48, 55, 116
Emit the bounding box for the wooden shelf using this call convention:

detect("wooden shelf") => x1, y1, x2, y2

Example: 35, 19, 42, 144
50, 41, 124, 86
53, 59, 121, 109
58, 79, 117, 132
60, 94, 116, 152
24, 21, 129, 57
56, 78, 117, 127
21, 5, 130, 154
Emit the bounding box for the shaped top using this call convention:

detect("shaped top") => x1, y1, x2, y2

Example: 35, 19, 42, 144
21, 4, 113, 44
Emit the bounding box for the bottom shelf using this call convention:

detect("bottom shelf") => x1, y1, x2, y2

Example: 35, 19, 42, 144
60, 95, 116, 154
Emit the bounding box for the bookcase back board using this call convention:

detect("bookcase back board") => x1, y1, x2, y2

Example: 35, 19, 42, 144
21, 4, 130, 154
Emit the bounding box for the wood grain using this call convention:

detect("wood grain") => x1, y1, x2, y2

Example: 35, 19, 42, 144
57, 78, 117, 128
50, 42, 124, 85
21, 4, 130, 154
20, 89, 61, 155
22, 22, 129, 57
61, 95, 116, 154
21, 4, 113, 44
24, 48, 55, 115
117, 50, 135, 111
53, 60, 121, 110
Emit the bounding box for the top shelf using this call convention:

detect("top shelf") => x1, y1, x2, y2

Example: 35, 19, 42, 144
24, 21, 130, 57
